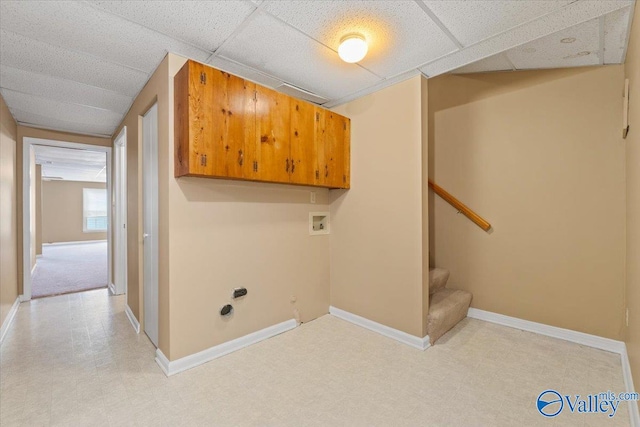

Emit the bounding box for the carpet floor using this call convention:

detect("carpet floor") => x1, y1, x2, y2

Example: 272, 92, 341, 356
31, 241, 108, 298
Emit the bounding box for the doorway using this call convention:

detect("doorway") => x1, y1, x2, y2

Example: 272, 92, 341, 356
21, 138, 114, 300
143, 103, 159, 347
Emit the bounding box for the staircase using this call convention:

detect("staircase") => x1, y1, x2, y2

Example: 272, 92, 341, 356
427, 268, 472, 344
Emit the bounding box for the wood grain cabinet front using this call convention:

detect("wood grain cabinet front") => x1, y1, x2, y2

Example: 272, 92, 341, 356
175, 60, 350, 189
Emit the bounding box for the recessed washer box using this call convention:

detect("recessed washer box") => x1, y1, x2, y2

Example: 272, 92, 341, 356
309, 212, 330, 235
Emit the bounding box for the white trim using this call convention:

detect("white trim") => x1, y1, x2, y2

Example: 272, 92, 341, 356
43, 240, 107, 246
155, 319, 297, 376
0, 298, 20, 345
108, 282, 116, 295
622, 347, 640, 427
125, 305, 140, 334
467, 308, 626, 353
113, 126, 127, 297
329, 306, 430, 351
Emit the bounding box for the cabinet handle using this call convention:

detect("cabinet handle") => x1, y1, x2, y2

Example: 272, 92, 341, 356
291, 160, 295, 174
325, 164, 328, 178
201, 154, 207, 167
286, 158, 290, 173
315, 170, 319, 180
253, 161, 258, 172
238, 150, 243, 166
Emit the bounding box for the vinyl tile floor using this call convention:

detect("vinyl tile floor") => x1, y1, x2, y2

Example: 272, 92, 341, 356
0, 289, 633, 426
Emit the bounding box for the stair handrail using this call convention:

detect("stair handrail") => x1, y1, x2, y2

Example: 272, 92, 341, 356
428, 179, 492, 232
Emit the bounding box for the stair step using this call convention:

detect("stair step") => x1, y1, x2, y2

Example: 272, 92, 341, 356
429, 268, 450, 294
427, 288, 472, 345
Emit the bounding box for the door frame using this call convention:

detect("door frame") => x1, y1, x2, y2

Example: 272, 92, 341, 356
21, 137, 112, 301
112, 127, 127, 296
142, 103, 159, 347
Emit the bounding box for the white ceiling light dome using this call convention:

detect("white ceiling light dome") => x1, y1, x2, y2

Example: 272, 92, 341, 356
338, 33, 368, 63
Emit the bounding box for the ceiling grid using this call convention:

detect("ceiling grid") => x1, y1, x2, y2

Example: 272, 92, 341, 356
0, 0, 634, 137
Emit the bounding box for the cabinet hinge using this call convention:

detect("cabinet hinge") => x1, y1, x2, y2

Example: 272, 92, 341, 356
315, 170, 319, 180
316, 112, 320, 122
200, 154, 207, 167
344, 122, 347, 131
200, 72, 206, 85
253, 90, 257, 102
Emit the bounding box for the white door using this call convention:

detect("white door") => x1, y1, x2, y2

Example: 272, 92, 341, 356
143, 104, 159, 347
113, 127, 127, 296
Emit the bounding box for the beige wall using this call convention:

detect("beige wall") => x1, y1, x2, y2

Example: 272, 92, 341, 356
429, 65, 626, 340
15, 126, 110, 294
330, 76, 429, 338
112, 54, 169, 354
42, 181, 107, 243
167, 55, 331, 359
35, 165, 42, 255
0, 94, 19, 326
625, 4, 640, 390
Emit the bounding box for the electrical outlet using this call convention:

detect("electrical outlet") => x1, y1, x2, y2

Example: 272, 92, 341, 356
310, 192, 316, 204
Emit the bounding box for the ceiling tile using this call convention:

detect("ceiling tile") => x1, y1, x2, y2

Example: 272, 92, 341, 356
217, 12, 381, 100
1, 89, 123, 130
604, 6, 633, 64
262, 0, 457, 78
420, 0, 632, 77
0, 65, 132, 114
422, 0, 572, 47
34, 145, 107, 182
453, 53, 514, 74
90, 0, 255, 52
11, 108, 115, 137
0, 1, 210, 74
35, 145, 106, 168
0, 30, 148, 96
507, 19, 600, 69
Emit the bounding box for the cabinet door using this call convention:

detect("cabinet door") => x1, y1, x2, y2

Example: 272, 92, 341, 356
209, 70, 254, 179
290, 100, 317, 186
317, 109, 350, 188
251, 85, 290, 183
184, 61, 215, 176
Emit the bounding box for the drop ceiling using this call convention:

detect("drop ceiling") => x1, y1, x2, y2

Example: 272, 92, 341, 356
33, 144, 107, 183
0, 0, 635, 138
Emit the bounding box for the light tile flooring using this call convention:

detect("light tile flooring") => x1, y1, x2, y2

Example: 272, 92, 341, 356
0, 289, 632, 426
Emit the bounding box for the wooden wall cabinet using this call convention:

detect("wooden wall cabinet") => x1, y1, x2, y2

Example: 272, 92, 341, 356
175, 60, 350, 189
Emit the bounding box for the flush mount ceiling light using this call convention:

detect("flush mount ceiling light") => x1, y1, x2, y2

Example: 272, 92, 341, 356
338, 33, 368, 63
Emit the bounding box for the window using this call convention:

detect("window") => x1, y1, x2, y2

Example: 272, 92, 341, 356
83, 188, 108, 232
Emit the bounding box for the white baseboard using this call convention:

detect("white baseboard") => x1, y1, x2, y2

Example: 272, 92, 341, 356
124, 305, 140, 334
155, 318, 297, 376
0, 298, 20, 345
44, 240, 107, 246
467, 307, 626, 354
467, 308, 637, 426
622, 348, 640, 427
329, 306, 430, 351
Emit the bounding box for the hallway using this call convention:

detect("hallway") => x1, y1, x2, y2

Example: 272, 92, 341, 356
0, 288, 632, 426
